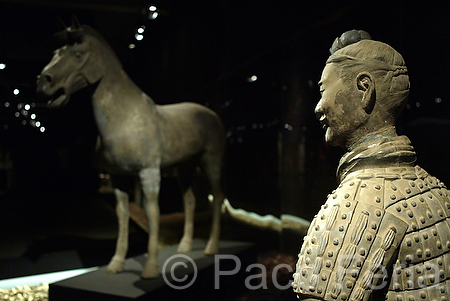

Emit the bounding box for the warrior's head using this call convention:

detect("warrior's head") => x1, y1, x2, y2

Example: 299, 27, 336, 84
315, 30, 410, 150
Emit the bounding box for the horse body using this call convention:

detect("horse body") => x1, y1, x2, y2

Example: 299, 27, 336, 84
37, 21, 225, 278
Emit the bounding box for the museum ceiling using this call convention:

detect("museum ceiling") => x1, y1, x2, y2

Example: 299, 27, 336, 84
1, 1, 449, 129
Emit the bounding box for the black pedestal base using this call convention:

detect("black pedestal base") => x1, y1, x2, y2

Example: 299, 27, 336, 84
49, 240, 255, 301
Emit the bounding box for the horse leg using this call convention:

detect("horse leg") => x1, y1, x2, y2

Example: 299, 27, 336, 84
139, 167, 161, 279
107, 188, 130, 274
203, 157, 224, 255
178, 187, 196, 253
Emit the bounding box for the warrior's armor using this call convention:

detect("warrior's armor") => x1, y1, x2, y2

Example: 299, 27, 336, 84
292, 135, 450, 301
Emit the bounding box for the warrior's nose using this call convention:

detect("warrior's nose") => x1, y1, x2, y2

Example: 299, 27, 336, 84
314, 100, 323, 117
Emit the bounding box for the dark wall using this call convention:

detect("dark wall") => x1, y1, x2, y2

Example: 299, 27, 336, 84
1, 0, 449, 221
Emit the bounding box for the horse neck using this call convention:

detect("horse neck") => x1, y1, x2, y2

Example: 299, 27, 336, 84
91, 68, 158, 134
92, 68, 157, 110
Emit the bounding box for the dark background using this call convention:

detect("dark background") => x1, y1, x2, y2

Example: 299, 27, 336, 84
0, 0, 450, 281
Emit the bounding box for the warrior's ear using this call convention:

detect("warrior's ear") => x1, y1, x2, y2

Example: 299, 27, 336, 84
357, 72, 375, 114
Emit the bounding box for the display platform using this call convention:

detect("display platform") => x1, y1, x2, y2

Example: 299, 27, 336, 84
49, 239, 255, 301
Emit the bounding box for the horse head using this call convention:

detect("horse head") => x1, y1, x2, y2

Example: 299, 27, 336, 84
37, 18, 118, 107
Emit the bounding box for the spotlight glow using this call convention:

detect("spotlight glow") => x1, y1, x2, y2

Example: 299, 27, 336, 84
0, 63, 5, 70
135, 34, 144, 41
13, 89, 19, 95
247, 75, 257, 82
149, 12, 159, 19
148, 5, 157, 11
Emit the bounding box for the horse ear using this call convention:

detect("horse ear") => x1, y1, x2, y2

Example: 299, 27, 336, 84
71, 15, 81, 29
67, 15, 83, 43
54, 16, 69, 42
57, 16, 67, 32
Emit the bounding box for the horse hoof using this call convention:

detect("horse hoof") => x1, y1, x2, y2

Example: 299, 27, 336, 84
141, 262, 159, 279
177, 239, 193, 253
204, 240, 219, 255
106, 259, 124, 274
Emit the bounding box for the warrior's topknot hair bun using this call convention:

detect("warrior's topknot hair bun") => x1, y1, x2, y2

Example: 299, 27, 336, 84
330, 29, 371, 54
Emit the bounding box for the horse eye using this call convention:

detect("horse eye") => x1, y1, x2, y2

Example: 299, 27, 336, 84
75, 52, 83, 58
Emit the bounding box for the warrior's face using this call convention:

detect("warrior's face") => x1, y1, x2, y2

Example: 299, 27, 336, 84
315, 63, 368, 149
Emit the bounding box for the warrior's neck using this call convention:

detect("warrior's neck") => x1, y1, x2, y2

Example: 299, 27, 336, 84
346, 126, 398, 151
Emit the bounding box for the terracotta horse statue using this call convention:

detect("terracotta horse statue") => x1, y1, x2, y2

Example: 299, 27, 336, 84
36, 19, 225, 279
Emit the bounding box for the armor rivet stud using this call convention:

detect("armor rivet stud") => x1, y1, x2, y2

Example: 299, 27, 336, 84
407, 280, 413, 289
417, 249, 422, 257
346, 281, 352, 289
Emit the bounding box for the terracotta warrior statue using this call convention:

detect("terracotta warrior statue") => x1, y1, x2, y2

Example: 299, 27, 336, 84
292, 30, 450, 301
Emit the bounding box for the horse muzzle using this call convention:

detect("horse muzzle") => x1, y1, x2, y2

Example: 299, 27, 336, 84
36, 73, 87, 108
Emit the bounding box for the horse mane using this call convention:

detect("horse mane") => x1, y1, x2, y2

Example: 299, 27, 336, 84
80, 25, 123, 69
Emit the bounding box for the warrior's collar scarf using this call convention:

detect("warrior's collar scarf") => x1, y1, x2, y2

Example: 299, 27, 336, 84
337, 132, 417, 183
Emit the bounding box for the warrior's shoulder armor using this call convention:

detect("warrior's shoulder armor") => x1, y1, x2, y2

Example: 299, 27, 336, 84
293, 166, 450, 301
